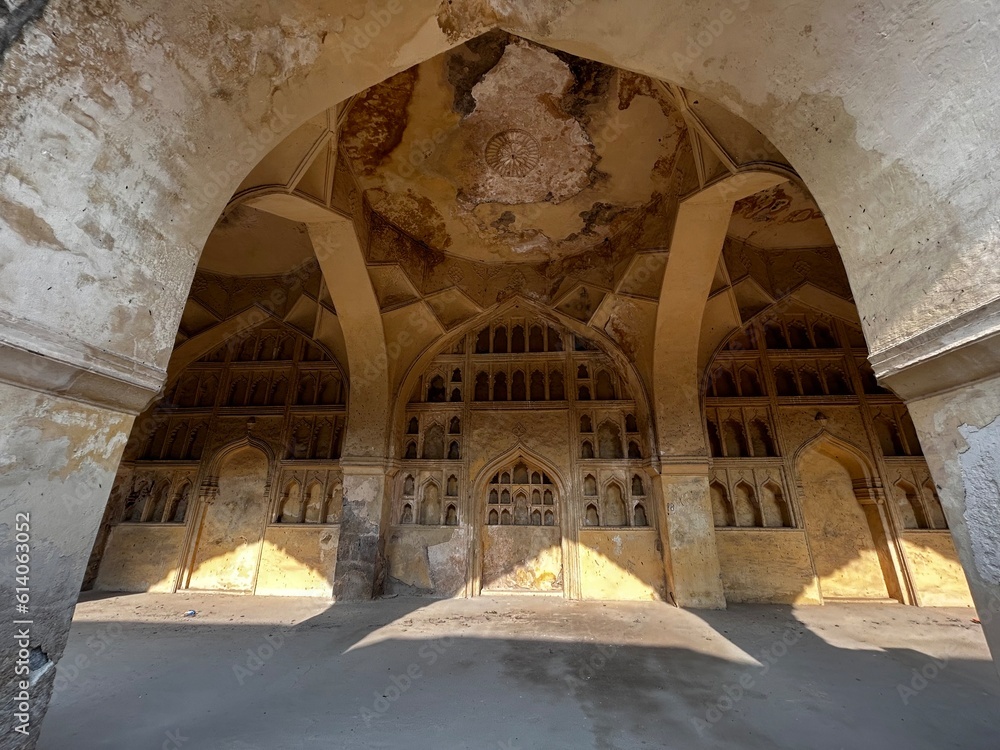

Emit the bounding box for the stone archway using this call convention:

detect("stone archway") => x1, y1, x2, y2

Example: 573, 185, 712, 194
5, 5, 1000, 739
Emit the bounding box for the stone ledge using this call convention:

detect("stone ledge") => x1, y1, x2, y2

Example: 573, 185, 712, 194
871, 296, 1000, 401
0, 311, 164, 414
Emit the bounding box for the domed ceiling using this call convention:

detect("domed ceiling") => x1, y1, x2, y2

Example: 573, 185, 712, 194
338, 32, 691, 264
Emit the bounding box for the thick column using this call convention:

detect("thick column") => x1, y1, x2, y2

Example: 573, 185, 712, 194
0, 381, 140, 748
658, 462, 724, 608
904, 375, 1000, 664
651, 172, 784, 608
873, 313, 1000, 668
334, 461, 392, 599
307, 220, 391, 601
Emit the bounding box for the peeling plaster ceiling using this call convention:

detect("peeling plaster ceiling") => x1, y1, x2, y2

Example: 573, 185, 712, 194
339, 33, 692, 264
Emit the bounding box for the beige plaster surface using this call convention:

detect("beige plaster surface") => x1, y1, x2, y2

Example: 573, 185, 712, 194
716, 529, 821, 604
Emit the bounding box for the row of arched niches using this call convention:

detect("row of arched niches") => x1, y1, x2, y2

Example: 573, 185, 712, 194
704, 313, 947, 531
395, 313, 651, 530
111, 324, 348, 527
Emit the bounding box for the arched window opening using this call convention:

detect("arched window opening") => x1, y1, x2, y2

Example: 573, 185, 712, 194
761, 481, 792, 528
279, 482, 302, 524
169, 484, 191, 524
899, 411, 923, 456
549, 370, 565, 400
749, 420, 776, 457
714, 368, 737, 397
493, 371, 508, 401
474, 372, 490, 401
513, 463, 529, 484
922, 480, 949, 529
739, 368, 762, 397
625, 414, 638, 432
423, 424, 445, 459
604, 483, 628, 527
824, 366, 852, 395
450, 388, 462, 402
710, 482, 734, 527
475, 327, 490, 354
595, 370, 616, 400
813, 322, 838, 348
511, 325, 525, 353
774, 367, 798, 396
798, 367, 824, 396
493, 326, 508, 353
707, 419, 723, 458
577, 364, 589, 379
421, 484, 441, 525
529, 325, 545, 352
511, 370, 527, 401
428, 375, 447, 402
788, 322, 812, 349
874, 416, 905, 457
548, 328, 563, 352
597, 422, 624, 459
895, 481, 926, 530
530, 370, 546, 401
451, 368, 463, 382
632, 474, 645, 496
764, 323, 787, 349
722, 420, 749, 458
407, 417, 419, 434
733, 482, 761, 527
304, 482, 325, 523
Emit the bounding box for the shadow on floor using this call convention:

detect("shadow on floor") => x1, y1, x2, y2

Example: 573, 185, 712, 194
39, 596, 1000, 750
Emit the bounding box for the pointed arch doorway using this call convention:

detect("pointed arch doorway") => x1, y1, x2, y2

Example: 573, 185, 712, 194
796, 436, 903, 602
476, 453, 565, 595
183, 444, 271, 592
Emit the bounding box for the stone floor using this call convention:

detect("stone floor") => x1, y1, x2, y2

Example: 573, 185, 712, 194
39, 593, 1000, 750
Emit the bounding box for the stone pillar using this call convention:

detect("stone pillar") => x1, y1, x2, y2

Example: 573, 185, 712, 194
872, 312, 1000, 669
307, 220, 393, 602
904, 375, 1000, 664
333, 460, 391, 600
650, 173, 784, 610
0, 382, 140, 748
658, 461, 726, 609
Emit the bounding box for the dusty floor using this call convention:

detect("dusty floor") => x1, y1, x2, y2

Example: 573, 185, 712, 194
39, 594, 999, 750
